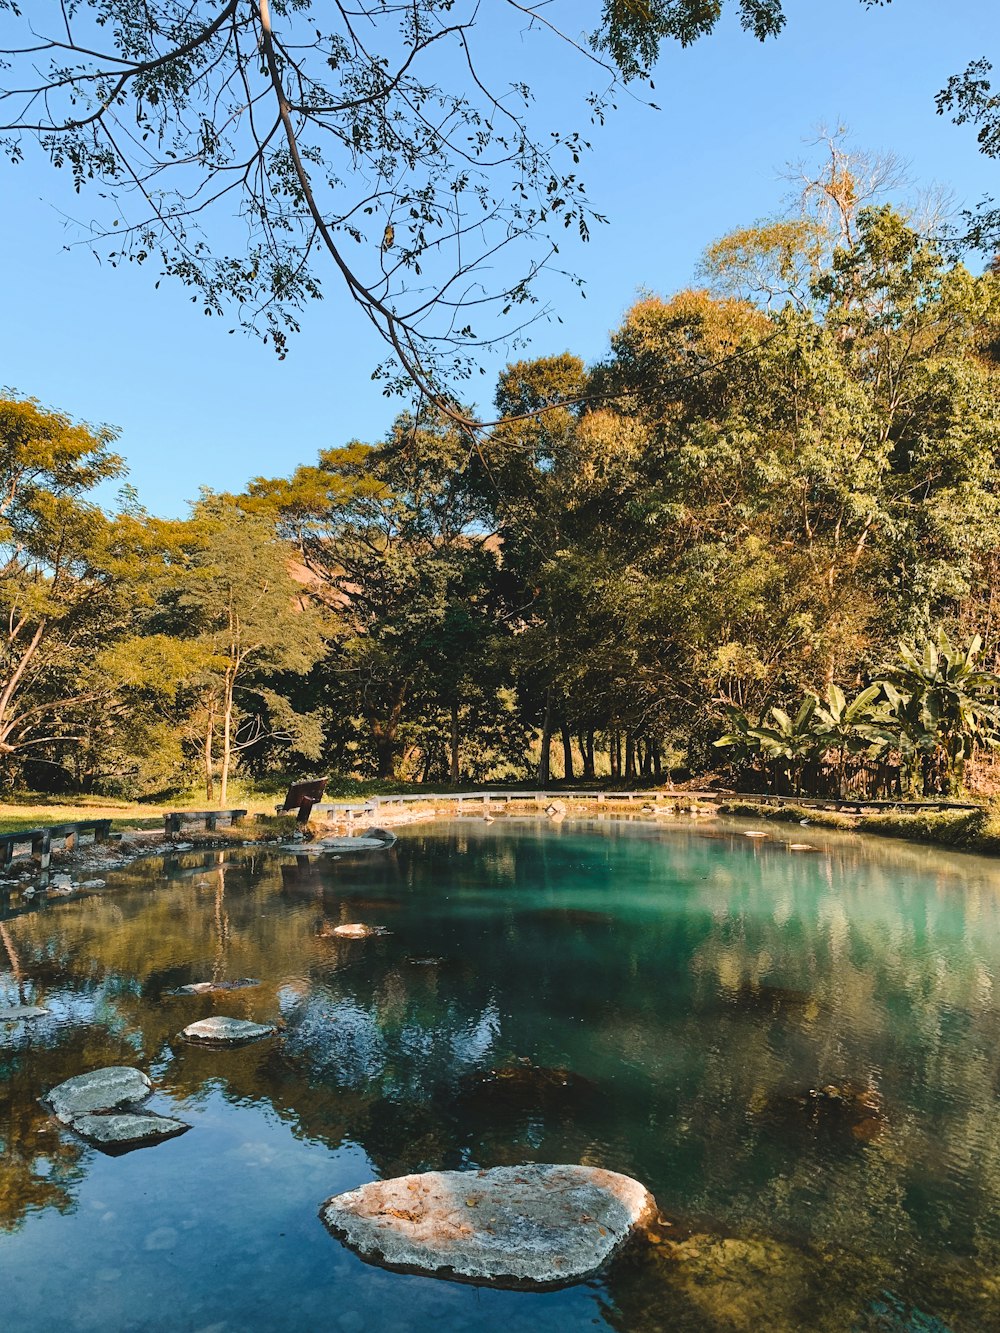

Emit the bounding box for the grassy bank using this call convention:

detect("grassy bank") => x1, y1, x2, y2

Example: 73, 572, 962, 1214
719, 799, 1000, 856
717, 800, 856, 830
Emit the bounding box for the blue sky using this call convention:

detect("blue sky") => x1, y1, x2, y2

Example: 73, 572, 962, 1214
1, 0, 997, 516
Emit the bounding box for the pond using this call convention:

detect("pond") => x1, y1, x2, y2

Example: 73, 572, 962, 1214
2, 817, 1000, 1331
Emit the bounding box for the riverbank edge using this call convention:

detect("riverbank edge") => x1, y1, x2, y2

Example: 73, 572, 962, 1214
717, 799, 1000, 855
4, 791, 999, 894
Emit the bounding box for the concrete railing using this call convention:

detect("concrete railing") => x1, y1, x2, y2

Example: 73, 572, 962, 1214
0, 819, 113, 871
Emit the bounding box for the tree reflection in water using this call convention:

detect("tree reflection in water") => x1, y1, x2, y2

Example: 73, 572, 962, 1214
0, 822, 999, 1329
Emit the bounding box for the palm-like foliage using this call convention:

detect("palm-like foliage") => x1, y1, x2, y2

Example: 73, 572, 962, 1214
715, 696, 820, 791
715, 631, 1000, 798
877, 631, 1000, 794
810, 683, 885, 795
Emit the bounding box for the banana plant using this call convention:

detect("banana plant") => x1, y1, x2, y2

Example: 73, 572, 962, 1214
715, 696, 820, 792
810, 683, 885, 797
876, 630, 1000, 794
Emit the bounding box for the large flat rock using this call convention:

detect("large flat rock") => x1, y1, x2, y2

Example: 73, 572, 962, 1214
180, 1016, 276, 1045
71, 1112, 190, 1154
320, 1163, 656, 1289
46, 1066, 152, 1123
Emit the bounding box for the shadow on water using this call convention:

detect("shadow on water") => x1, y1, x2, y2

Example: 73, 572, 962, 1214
2, 819, 1000, 1329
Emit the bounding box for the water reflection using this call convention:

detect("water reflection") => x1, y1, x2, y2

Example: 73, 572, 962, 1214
1, 820, 1000, 1329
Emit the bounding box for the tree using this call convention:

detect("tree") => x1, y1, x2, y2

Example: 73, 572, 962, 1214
0, 394, 131, 771
167, 496, 326, 803
250, 415, 507, 779
0, 1, 824, 411
937, 60, 1000, 252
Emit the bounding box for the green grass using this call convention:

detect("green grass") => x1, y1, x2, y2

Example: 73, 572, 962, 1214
856, 807, 1000, 852
720, 797, 1000, 856
718, 800, 856, 830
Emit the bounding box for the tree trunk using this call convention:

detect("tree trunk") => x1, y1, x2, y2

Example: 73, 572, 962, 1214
220, 673, 234, 808
640, 739, 652, 778
560, 722, 574, 783
580, 730, 596, 780
537, 688, 554, 786
450, 700, 461, 784
651, 742, 662, 781
204, 701, 216, 803
372, 729, 400, 780
610, 729, 621, 779
221, 703, 233, 805
366, 685, 407, 780
624, 731, 636, 782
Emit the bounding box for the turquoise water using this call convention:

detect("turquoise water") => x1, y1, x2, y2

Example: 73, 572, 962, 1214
3, 817, 1000, 1331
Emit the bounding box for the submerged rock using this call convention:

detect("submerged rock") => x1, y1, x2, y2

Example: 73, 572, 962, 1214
525, 908, 616, 928
46, 1066, 153, 1123
761, 1080, 887, 1143
797, 1082, 887, 1142
180, 1016, 276, 1045
459, 1063, 597, 1112
70, 1112, 190, 1154
319, 1163, 655, 1289
0, 1003, 48, 1021
722, 982, 818, 1019
174, 977, 260, 995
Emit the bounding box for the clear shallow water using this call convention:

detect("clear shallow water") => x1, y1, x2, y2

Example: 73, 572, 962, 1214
2, 817, 1000, 1331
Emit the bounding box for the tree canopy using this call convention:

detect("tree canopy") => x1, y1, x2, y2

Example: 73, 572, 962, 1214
0, 0, 916, 414
3, 146, 1000, 801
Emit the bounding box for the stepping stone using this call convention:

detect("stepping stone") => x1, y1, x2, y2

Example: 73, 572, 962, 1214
70, 1112, 190, 1154
788, 843, 818, 852
314, 838, 392, 852
329, 923, 374, 939
359, 826, 397, 848
0, 1003, 48, 1021
320, 1163, 656, 1289
46, 1066, 152, 1124
180, 1016, 275, 1045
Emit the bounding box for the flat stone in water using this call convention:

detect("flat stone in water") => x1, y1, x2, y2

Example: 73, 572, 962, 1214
319, 1163, 655, 1289
71, 1112, 190, 1153
316, 838, 391, 852
0, 1003, 48, 1021
180, 1016, 276, 1045
46, 1066, 152, 1123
